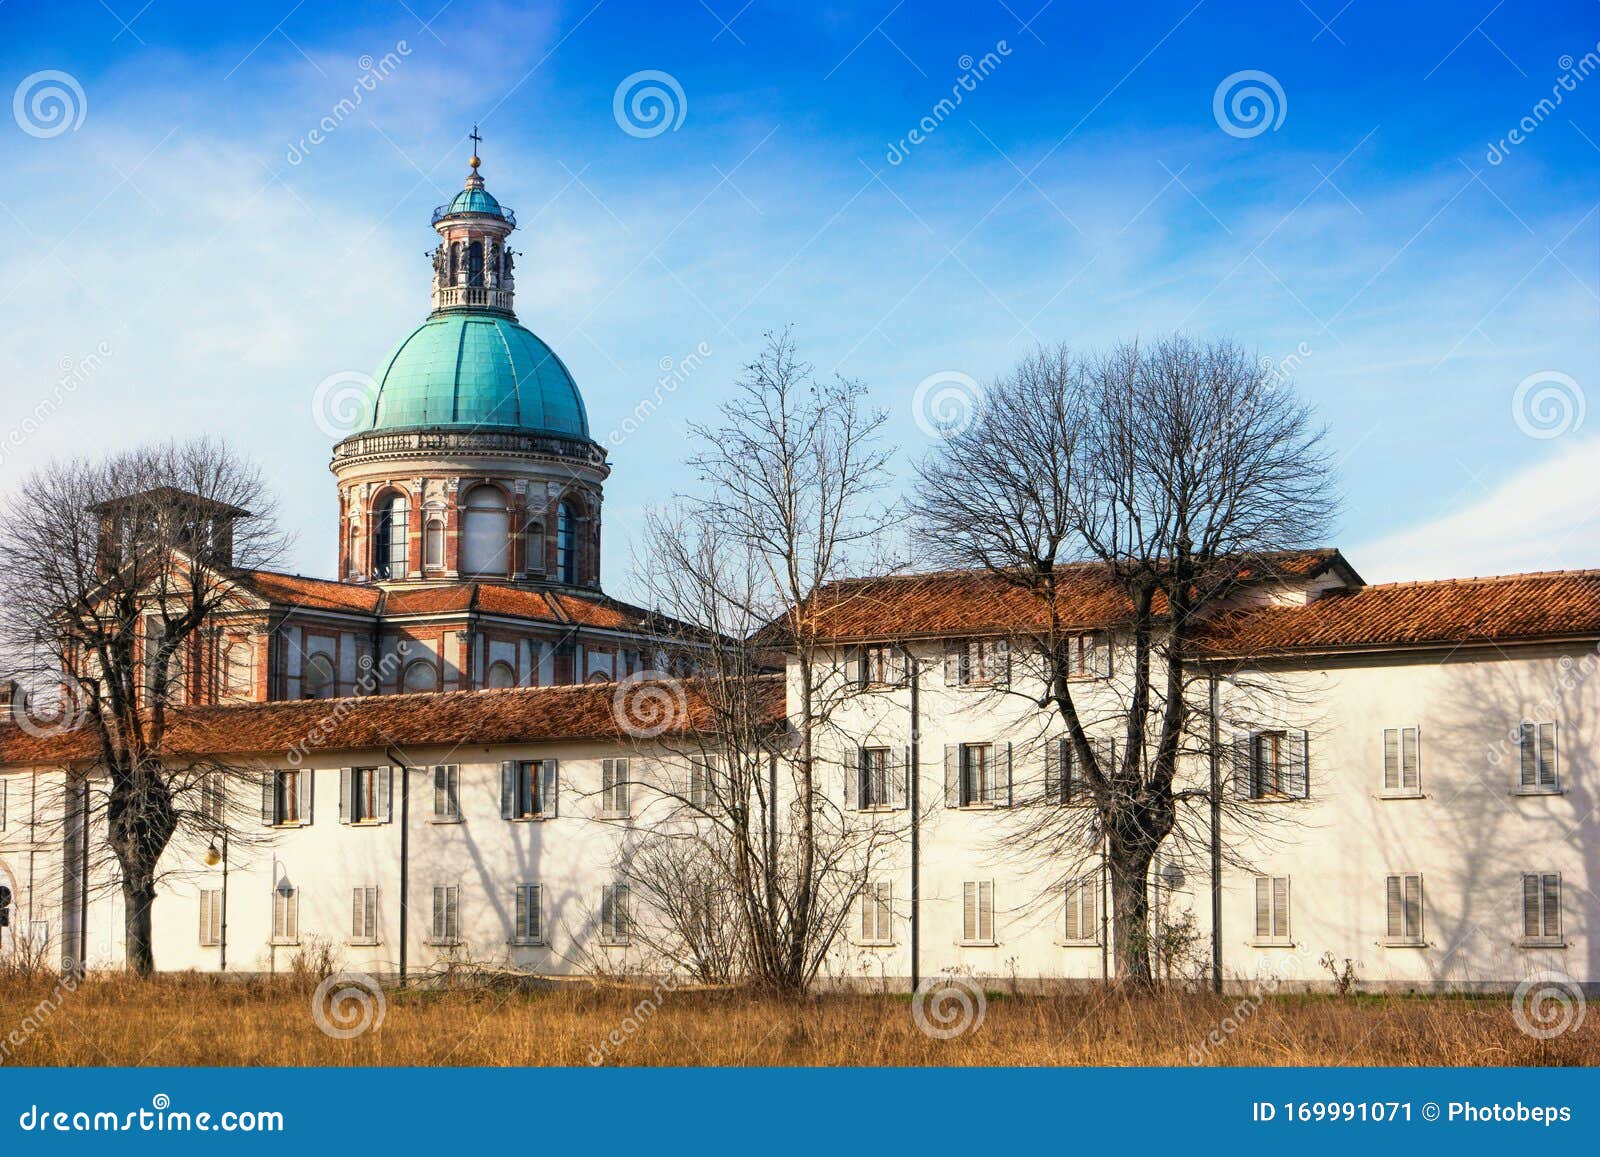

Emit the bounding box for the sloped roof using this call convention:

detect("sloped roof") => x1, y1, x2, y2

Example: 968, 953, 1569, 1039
0, 677, 785, 767
1199, 569, 1600, 656
800, 550, 1350, 642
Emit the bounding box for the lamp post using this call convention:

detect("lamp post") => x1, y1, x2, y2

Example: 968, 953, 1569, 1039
205, 828, 229, 972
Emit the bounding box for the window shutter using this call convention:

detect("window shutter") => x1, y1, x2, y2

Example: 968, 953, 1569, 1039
1094, 736, 1115, 790
380, 767, 393, 822
366, 887, 378, 940
1385, 875, 1402, 940
339, 768, 352, 824
286, 890, 299, 942
1520, 723, 1537, 787
1540, 724, 1557, 787
515, 885, 530, 941
963, 881, 977, 941
890, 647, 907, 687
980, 881, 994, 941
297, 769, 313, 824
1065, 882, 1080, 941
529, 884, 543, 942
261, 774, 274, 826
1402, 728, 1419, 791
943, 643, 961, 686
1255, 876, 1271, 939
846, 749, 861, 811
893, 746, 910, 810
1404, 875, 1422, 940
1045, 739, 1062, 806
434, 766, 447, 816
1098, 635, 1113, 678
1284, 731, 1309, 798
1273, 876, 1290, 940
541, 759, 559, 817
1523, 873, 1541, 940
1232, 735, 1253, 799
999, 741, 1013, 806
1382, 729, 1399, 792
859, 889, 873, 941
601, 759, 614, 812
994, 640, 1010, 688
944, 746, 960, 808
500, 761, 515, 819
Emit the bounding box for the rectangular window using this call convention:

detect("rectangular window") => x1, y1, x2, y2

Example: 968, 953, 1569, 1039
1385, 874, 1424, 945
859, 880, 893, 945
263, 769, 312, 827
599, 884, 631, 945
199, 889, 222, 947
1518, 722, 1559, 792
513, 884, 544, 945
601, 758, 631, 818
859, 747, 891, 809
351, 885, 378, 944
962, 881, 995, 944
271, 885, 299, 945
1064, 878, 1098, 943
198, 775, 225, 824
1382, 727, 1421, 795
432, 765, 460, 821
1254, 876, 1291, 943
1064, 634, 1109, 679
502, 760, 557, 819
431, 884, 460, 944
1522, 873, 1562, 946
859, 644, 904, 687
342, 766, 390, 824
688, 756, 715, 812
945, 639, 1009, 687
1235, 731, 1308, 800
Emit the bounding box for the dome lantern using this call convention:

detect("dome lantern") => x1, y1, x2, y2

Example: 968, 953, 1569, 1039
429, 127, 518, 316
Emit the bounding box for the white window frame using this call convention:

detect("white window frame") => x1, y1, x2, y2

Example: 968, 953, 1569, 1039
429, 884, 461, 946
859, 880, 893, 945
1521, 872, 1563, 947
432, 764, 461, 822
858, 644, 904, 687
350, 885, 379, 945
270, 884, 299, 945
1380, 726, 1421, 797
512, 883, 544, 946
199, 888, 223, 947
599, 883, 631, 945
600, 758, 631, 819
1384, 873, 1424, 946
961, 880, 996, 946
1062, 877, 1099, 945
1517, 722, 1560, 794
1253, 875, 1292, 945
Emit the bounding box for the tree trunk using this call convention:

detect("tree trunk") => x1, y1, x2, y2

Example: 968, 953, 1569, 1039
1108, 837, 1156, 986
122, 870, 157, 978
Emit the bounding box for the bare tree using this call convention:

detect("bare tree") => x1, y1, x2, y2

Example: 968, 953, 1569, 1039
619, 329, 902, 993
0, 437, 290, 975
912, 336, 1336, 985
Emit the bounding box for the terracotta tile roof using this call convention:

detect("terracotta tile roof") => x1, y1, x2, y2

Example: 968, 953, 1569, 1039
0, 677, 785, 767
802, 550, 1350, 642
232, 570, 382, 615
1200, 569, 1600, 656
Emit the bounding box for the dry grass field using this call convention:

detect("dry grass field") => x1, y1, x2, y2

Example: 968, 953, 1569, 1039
2, 968, 1596, 1067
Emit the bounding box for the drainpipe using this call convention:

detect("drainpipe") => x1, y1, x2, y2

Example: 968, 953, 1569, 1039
78, 775, 89, 975
907, 645, 921, 993
219, 827, 230, 973
389, 746, 410, 987
1209, 670, 1223, 994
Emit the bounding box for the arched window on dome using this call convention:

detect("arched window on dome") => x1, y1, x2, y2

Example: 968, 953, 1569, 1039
424, 516, 445, 571
461, 486, 510, 576
556, 500, 578, 585
302, 654, 335, 700
402, 660, 439, 694
486, 660, 517, 689
523, 520, 544, 576
373, 494, 409, 580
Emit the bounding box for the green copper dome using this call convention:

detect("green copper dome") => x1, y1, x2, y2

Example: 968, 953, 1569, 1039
445, 186, 505, 217
363, 314, 589, 437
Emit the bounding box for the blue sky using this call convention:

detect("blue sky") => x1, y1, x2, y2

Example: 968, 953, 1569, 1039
1, 0, 1597, 593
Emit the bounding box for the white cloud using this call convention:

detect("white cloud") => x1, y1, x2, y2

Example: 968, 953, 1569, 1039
1349, 436, 1600, 583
